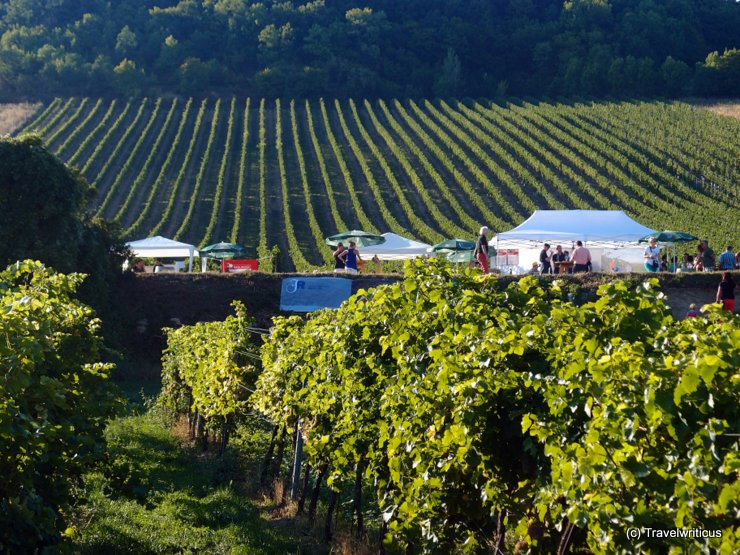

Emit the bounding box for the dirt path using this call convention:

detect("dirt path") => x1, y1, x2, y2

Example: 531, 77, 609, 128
0, 103, 42, 135
687, 98, 740, 120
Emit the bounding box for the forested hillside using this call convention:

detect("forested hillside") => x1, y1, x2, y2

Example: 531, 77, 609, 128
0, 0, 739, 100
16, 97, 739, 270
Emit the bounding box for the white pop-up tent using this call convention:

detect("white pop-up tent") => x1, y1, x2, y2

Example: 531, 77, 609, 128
359, 232, 432, 260
491, 210, 657, 248
491, 210, 658, 273
126, 236, 198, 272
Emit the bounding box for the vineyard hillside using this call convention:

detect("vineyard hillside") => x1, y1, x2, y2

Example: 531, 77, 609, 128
14, 98, 740, 271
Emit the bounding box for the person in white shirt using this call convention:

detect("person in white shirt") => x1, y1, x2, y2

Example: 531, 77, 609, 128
571, 241, 591, 273
643, 237, 661, 272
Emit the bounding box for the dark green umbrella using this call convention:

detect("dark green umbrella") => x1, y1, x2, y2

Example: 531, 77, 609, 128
639, 230, 698, 244
446, 250, 476, 264
325, 230, 386, 248
639, 231, 698, 272
428, 239, 476, 253
199, 242, 248, 260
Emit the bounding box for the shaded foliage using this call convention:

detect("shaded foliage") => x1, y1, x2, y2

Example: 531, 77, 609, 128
0, 260, 121, 551
0, 134, 127, 328
0, 0, 738, 99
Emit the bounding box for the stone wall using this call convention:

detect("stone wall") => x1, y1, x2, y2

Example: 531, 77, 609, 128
113, 271, 734, 362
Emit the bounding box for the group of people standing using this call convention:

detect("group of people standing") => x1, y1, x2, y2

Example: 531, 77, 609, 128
646, 239, 738, 273
473, 227, 595, 275
537, 241, 592, 274
640, 237, 736, 313
333, 241, 361, 273
329, 228, 735, 314
332, 242, 382, 274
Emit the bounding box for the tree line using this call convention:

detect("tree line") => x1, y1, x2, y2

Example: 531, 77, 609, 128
0, 0, 738, 100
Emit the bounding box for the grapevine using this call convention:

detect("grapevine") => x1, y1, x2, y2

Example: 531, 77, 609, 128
229, 98, 250, 244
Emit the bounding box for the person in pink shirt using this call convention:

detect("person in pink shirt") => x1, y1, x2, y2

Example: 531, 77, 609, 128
571, 240, 591, 273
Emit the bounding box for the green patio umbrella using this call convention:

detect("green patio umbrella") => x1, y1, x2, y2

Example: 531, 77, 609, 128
325, 230, 386, 247
639, 231, 698, 271
428, 239, 476, 253
446, 250, 476, 264
638, 230, 698, 244
199, 242, 249, 260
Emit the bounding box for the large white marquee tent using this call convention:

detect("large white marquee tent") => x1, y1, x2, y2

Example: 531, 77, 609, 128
360, 232, 432, 260
491, 210, 657, 248
491, 210, 658, 272
125, 236, 198, 271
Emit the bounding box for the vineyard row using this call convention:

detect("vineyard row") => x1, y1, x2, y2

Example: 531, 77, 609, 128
20, 97, 740, 270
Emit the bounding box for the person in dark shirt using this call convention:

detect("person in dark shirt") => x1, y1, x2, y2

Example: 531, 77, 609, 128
132, 259, 145, 273
660, 254, 669, 272
716, 272, 736, 312
700, 240, 715, 271
333, 243, 346, 273
539, 243, 551, 274
473, 226, 490, 273
551, 245, 567, 273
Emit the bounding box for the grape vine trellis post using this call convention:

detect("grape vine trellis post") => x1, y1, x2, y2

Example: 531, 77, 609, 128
290, 433, 303, 500
290, 411, 304, 500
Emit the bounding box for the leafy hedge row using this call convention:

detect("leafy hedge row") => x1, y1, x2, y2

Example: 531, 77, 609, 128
251, 259, 739, 554
160, 302, 257, 455
0, 261, 119, 551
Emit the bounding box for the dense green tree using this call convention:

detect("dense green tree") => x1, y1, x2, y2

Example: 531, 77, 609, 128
0, 134, 127, 319
112, 58, 147, 96
0, 135, 89, 272
0, 0, 738, 98
433, 48, 463, 98
179, 56, 223, 95
114, 25, 138, 55
695, 48, 740, 97
661, 55, 691, 96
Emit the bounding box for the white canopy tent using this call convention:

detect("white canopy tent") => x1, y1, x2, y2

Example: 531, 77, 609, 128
359, 232, 432, 260
491, 210, 657, 249
490, 210, 658, 273
126, 236, 198, 272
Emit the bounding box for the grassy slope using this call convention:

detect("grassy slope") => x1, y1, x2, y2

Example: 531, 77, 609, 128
687, 97, 740, 120
0, 102, 41, 134
65, 385, 312, 554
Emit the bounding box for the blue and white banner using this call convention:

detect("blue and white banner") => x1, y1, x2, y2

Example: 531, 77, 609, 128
280, 277, 353, 312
